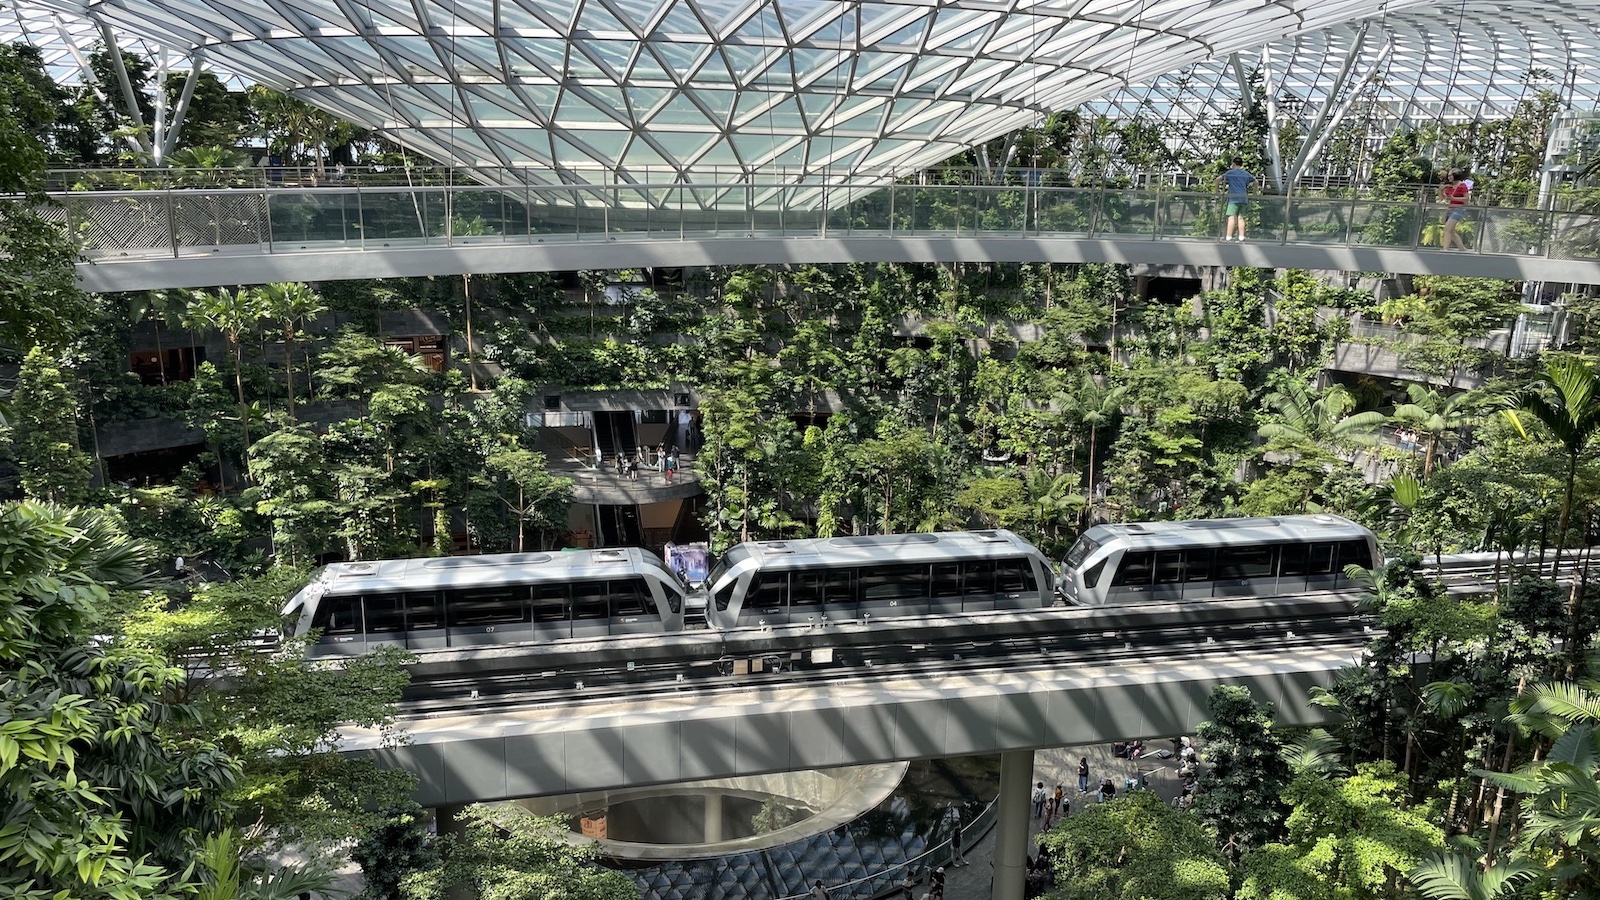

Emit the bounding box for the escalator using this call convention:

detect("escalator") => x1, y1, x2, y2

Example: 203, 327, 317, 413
598, 412, 638, 460
594, 411, 616, 464
597, 504, 644, 547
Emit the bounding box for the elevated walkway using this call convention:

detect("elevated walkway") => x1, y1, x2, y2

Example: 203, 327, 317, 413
58, 182, 1600, 291
340, 641, 1356, 809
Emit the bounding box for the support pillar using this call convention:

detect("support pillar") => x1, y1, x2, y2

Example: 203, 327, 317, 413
992, 749, 1034, 900
704, 792, 723, 843
435, 805, 473, 900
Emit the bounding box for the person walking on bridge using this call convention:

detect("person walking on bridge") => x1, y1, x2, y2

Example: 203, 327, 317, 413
1440, 169, 1474, 250
1217, 156, 1254, 242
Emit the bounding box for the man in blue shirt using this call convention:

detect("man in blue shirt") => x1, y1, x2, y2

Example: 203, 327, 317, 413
1217, 156, 1253, 241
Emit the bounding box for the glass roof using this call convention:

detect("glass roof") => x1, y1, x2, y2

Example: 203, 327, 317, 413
7, 0, 1600, 184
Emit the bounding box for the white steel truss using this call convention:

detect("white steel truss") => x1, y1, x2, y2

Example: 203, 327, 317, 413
7, 0, 1600, 185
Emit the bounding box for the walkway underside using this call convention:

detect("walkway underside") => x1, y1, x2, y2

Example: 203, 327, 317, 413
341, 642, 1354, 808
77, 235, 1598, 292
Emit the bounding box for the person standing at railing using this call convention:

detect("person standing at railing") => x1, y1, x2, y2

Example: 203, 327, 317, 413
1216, 156, 1254, 242
1440, 169, 1474, 250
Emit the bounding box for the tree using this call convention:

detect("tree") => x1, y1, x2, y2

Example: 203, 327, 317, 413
1256, 379, 1385, 457
1410, 856, 1537, 900
1037, 790, 1229, 900
1390, 383, 1482, 477
0, 502, 239, 900
254, 282, 327, 420
0, 46, 96, 351
185, 288, 266, 461
400, 804, 637, 900
483, 449, 574, 552
1237, 763, 1444, 900
351, 803, 439, 900
1193, 684, 1294, 857
11, 346, 93, 504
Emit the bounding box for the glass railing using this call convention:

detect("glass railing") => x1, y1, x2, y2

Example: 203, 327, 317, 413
42, 181, 1600, 265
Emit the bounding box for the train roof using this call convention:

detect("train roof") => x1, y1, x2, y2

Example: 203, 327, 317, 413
724, 529, 1046, 569
1079, 515, 1373, 552
310, 547, 675, 596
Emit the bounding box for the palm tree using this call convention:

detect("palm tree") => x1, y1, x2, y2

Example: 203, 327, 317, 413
1410, 856, 1537, 900
1391, 383, 1482, 476
184, 287, 266, 468
1257, 380, 1387, 454
253, 282, 326, 420
1503, 356, 1600, 632
1077, 378, 1127, 507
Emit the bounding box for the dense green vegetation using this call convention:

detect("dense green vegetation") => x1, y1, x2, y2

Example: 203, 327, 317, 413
3, 34, 1600, 900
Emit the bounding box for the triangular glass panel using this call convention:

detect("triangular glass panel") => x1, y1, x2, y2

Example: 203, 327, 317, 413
649, 93, 718, 127
625, 86, 672, 117
688, 88, 738, 122
696, 46, 738, 84
731, 2, 785, 46
566, 129, 631, 160
653, 0, 705, 35
576, 0, 632, 35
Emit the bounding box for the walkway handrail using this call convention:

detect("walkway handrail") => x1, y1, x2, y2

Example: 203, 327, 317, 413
39, 179, 1600, 266
37, 165, 1578, 210
767, 794, 1003, 900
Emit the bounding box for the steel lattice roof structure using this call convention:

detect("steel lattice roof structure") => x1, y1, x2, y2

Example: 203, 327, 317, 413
6, 0, 1600, 184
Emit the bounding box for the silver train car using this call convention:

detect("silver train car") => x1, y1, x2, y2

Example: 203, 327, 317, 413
284, 548, 686, 655
705, 530, 1056, 629
1059, 514, 1382, 606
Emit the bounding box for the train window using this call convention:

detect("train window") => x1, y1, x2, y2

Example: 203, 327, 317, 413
1154, 552, 1186, 584
860, 564, 928, 601
1184, 549, 1215, 582
962, 560, 996, 595
750, 573, 788, 610
406, 592, 443, 630
996, 558, 1036, 593
1083, 560, 1106, 589
610, 578, 649, 617
1111, 551, 1154, 587
448, 587, 529, 627
364, 594, 406, 633
1216, 545, 1276, 579
531, 583, 569, 622
824, 568, 854, 605
931, 563, 963, 597
712, 581, 734, 612
1064, 535, 1101, 569
791, 572, 825, 606
1281, 542, 1338, 577
571, 581, 610, 620
1307, 542, 1338, 575
1337, 540, 1374, 571
316, 596, 362, 635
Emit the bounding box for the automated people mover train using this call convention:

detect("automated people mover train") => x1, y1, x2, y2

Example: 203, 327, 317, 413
286, 517, 1382, 655
1058, 514, 1381, 606
283, 548, 687, 655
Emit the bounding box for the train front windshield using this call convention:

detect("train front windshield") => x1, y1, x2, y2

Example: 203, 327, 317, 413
1063, 535, 1101, 569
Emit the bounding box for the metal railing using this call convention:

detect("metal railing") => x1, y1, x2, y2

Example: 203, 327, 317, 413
42, 179, 1600, 265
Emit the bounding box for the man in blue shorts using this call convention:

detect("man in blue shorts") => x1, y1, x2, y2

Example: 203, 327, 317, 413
1217, 156, 1253, 242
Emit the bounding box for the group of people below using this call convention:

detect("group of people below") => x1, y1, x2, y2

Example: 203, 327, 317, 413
1215, 156, 1475, 249
610, 444, 680, 482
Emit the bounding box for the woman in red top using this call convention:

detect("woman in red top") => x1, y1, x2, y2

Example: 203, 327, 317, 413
1440, 169, 1473, 250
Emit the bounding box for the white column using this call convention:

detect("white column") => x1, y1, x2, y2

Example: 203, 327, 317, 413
992, 750, 1033, 900
704, 793, 723, 843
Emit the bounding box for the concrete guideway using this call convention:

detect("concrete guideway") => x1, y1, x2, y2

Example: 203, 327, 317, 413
340, 642, 1359, 809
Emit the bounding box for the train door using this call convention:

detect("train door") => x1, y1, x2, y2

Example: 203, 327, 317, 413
959, 559, 998, 613
1148, 551, 1186, 602
403, 591, 450, 650
993, 558, 1037, 610
821, 567, 857, 621
362, 593, 408, 651
1281, 542, 1339, 593
858, 563, 930, 619
1212, 545, 1279, 597
1334, 540, 1376, 587
570, 580, 613, 639
1106, 550, 1155, 602
1178, 549, 1216, 600
930, 562, 965, 614
745, 572, 790, 625
446, 585, 534, 647
608, 577, 659, 636
530, 582, 572, 640
311, 594, 366, 654
790, 571, 827, 625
